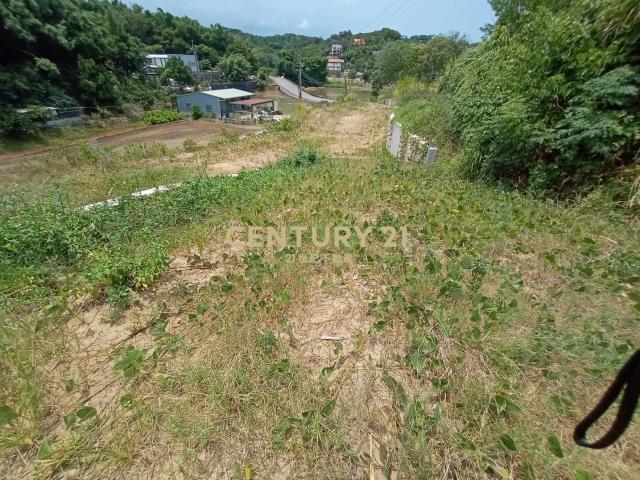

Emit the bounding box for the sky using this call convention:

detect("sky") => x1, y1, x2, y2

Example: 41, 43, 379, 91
129, 0, 496, 42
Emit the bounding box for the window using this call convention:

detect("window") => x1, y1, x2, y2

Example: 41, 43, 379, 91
205, 104, 213, 113
185, 103, 191, 111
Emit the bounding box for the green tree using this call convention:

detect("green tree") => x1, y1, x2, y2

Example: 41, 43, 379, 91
256, 67, 272, 90
159, 57, 194, 86
302, 56, 328, 85
218, 53, 253, 82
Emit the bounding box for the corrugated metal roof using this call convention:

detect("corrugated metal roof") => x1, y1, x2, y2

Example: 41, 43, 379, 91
199, 88, 255, 99
229, 98, 274, 106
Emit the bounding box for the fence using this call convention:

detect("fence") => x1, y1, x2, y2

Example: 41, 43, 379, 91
386, 113, 438, 164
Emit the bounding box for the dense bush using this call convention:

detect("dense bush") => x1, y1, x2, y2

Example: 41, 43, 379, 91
140, 109, 183, 125
394, 81, 455, 151
440, 0, 640, 191
284, 147, 322, 167
267, 117, 296, 132
0, 106, 52, 138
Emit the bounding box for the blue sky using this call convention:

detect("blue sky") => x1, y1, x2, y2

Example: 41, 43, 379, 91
129, 0, 496, 41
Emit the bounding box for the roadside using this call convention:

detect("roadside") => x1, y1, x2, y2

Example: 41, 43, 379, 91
271, 76, 332, 103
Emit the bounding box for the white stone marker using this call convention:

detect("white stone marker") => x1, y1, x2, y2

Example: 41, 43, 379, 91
425, 147, 438, 165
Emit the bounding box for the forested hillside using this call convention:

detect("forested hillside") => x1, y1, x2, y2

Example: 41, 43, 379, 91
0, 1, 433, 137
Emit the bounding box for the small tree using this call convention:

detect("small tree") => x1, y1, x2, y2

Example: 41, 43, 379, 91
159, 57, 194, 86
219, 53, 253, 82
191, 104, 202, 120
256, 67, 272, 90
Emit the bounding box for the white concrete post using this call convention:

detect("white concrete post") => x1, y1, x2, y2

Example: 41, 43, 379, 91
425, 147, 438, 165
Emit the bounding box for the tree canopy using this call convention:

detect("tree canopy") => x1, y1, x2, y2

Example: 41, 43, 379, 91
159, 57, 194, 86
218, 54, 254, 82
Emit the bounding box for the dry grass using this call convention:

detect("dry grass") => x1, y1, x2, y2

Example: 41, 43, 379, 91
1, 101, 639, 479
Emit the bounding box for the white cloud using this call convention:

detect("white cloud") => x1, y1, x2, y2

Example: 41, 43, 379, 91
297, 18, 311, 30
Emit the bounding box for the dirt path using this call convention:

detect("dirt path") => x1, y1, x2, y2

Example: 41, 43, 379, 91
272, 76, 332, 103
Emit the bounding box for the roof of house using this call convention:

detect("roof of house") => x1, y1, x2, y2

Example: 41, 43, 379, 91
230, 98, 274, 106
178, 88, 255, 100
327, 58, 345, 63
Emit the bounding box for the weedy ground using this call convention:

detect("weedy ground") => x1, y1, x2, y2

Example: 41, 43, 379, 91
1, 101, 639, 479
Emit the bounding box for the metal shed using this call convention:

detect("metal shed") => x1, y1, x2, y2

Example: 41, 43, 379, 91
176, 89, 255, 118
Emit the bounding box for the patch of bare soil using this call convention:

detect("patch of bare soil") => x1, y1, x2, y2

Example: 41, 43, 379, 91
283, 269, 407, 478
303, 104, 390, 156
94, 120, 260, 150
205, 148, 286, 176
55, 232, 250, 426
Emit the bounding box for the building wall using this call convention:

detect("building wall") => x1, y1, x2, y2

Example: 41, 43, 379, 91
171, 54, 198, 74
145, 54, 199, 74
176, 93, 222, 117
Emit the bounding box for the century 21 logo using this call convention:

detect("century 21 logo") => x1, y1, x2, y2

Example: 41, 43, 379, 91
225, 225, 410, 249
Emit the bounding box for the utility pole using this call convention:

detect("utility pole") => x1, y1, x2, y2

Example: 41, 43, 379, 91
192, 39, 201, 81
298, 60, 303, 99
344, 65, 348, 95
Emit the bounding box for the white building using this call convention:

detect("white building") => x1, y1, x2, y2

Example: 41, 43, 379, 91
327, 58, 345, 73
330, 44, 343, 55
144, 54, 199, 75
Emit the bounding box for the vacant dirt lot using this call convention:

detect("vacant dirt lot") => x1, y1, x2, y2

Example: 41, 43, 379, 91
93, 120, 262, 149
0, 120, 261, 167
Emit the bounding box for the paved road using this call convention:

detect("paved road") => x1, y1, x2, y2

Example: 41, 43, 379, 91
271, 76, 332, 103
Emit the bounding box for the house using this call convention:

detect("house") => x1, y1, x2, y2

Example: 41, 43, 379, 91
327, 58, 345, 73
176, 88, 258, 118
144, 54, 199, 75
353, 38, 366, 46
330, 44, 343, 55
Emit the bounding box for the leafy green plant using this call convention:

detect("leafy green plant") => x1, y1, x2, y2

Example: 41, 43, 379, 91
191, 104, 202, 120
63, 405, 97, 429
0, 404, 18, 427
140, 109, 183, 125
273, 399, 337, 447
113, 346, 148, 379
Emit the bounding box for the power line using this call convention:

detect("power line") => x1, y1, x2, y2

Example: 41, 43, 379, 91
370, 0, 414, 31
363, 0, 404, 32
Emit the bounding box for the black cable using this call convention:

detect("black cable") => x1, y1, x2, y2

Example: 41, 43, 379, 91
574, 349, 640, 449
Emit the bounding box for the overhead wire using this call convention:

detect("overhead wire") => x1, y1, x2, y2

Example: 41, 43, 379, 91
362, 0, 405, 32
370, 0, 414, 31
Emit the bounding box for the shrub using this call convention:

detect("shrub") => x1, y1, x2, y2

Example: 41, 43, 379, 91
439, 0, 640, 191
183, 138, 198, 151
394, 89, 455, 151
140, 109, 183, 125
268, 117, 295, 132
338, 93, 358, 103
0, 106, 52, 138
284, 147, 321, 167
191, 104, 202, 120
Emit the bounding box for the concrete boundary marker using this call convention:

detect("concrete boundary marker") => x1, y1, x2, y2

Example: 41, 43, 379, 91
386, 113, 438, 164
